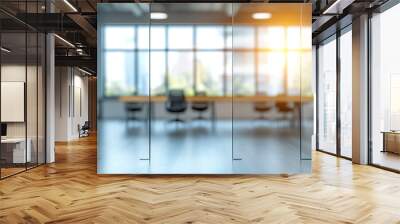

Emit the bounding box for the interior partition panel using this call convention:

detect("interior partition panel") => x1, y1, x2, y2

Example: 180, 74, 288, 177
148, 3, 234, 174
232, 3, 311, 173
1, 30, 28, 178
97, 3, 151, 174
0, 1, 47, 179
97, 2, 313, 174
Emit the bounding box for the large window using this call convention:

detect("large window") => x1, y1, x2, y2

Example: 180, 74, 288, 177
371, 4, 400, 171
102, 25, 308, 97
340, 29, 352, 158
104, 26, 137, 96
316, 28, 353, 159
317, 37, 337, 154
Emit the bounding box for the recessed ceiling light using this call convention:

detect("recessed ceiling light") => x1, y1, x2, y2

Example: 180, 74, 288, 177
151, 12, 168, 20
252, 12, 272, 20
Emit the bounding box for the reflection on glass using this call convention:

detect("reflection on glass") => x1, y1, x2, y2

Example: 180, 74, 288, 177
318, 37, 337, 154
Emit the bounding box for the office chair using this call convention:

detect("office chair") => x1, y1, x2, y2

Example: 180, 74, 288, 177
125, 102, 143, 122
275, 99, 294, 126
79, 121, 90, 138
253, 92, 272, 119
165, 89, 187, 122
191, 91, 209, 120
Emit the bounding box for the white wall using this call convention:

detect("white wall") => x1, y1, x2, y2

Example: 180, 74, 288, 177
1, 65, 40, 137
1, 64, 46, 163
55, 67, 89, 141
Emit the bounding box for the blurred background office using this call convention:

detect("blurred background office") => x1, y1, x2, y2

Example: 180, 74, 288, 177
97, 3, 313, 174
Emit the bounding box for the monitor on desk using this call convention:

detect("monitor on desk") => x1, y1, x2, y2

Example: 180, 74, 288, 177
1, 123, 7, 138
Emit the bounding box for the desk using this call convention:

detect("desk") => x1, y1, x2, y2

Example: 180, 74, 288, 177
382, 131, 400, 154
119, 95, 311, 129
119, 95, 312, 103
1, 138, 31, 164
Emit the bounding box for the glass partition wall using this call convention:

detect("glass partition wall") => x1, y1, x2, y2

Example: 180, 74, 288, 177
98, 3, 313, 174
0, 3, 46, 179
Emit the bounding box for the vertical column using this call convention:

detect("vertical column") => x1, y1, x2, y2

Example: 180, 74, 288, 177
45, 0, 56, 163
46, 33, 55, 163
352, 14, 369, 164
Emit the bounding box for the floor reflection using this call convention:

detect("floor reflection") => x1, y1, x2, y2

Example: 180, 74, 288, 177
98, 119, 310, 174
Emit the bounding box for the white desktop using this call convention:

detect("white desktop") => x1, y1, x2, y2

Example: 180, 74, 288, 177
1, 126, 32, 163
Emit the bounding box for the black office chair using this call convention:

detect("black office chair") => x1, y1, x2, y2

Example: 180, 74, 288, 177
165, 89, 187, 122
79, 121, 90, 138
253, 92, 272, 119
125, 102, 143, 122
191, 91, 209, 120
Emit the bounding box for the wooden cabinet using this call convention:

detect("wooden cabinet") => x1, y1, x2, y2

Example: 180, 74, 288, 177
382, 132, 400, 154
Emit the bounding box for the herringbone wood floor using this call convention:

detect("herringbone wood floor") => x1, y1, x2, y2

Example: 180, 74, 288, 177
1, 135, 400, 224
